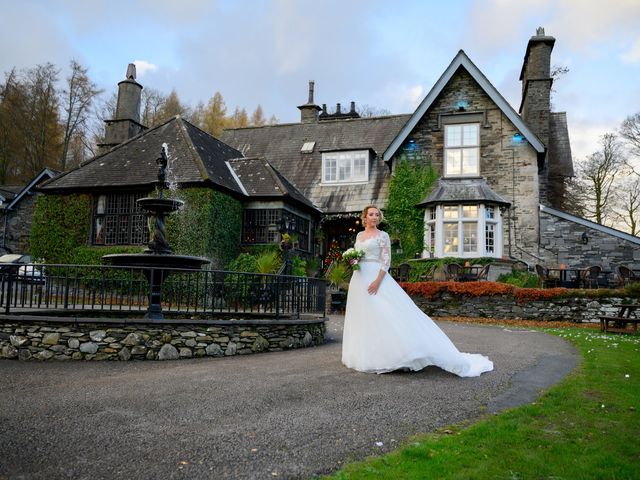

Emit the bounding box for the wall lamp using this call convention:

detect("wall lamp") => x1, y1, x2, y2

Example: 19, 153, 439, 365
581, 231, 589, 245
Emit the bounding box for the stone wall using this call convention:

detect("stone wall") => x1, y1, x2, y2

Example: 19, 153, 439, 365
393, 68, 541, 251
0, 317, 325, 361
409, 292, 633, 323
539, 209, 640, 270
1, 193, 38, 253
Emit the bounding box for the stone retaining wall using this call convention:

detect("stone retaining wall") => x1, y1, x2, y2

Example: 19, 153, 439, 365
409, 293, 633, 322
0, 316, 325, 361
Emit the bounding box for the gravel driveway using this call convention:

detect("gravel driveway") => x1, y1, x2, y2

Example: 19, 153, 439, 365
0, 316, 578, 480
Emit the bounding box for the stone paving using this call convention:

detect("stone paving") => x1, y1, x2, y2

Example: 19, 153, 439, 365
0, 315, 579, 480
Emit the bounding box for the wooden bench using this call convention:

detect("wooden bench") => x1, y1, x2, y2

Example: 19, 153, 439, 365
599, 304, 640, 333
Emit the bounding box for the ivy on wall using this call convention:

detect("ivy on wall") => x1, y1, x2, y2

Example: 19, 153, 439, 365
165, 188, 242, 268
30, 194, 93, 263
30, 188, 242, 267
385, 154, 438, 261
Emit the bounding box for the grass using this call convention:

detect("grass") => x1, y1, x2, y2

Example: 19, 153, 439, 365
325, 326, 640, 480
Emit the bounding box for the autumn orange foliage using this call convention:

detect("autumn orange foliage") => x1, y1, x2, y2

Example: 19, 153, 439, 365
400, 281, 570, 304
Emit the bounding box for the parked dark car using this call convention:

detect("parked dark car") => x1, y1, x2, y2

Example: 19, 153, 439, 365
0, 254, 45, 284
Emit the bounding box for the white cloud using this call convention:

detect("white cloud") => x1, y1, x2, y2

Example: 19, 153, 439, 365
568, 120, 616, 161
621, 38, 640, 64
381, 83, 424, 113
133, 60, 158, 78
465, 0, 640, 57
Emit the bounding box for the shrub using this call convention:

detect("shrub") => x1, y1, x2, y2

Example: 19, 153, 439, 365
255, 251, 281, 274
326, 262, 350, 290
497, 269, 540, 288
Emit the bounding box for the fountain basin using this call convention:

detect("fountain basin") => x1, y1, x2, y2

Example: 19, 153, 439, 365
103, 253, 210, 270
136, 197, 184, 214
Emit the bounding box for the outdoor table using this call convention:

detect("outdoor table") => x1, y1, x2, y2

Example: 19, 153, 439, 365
547, 268, 581, 288
460, 265, 482, 282
599, 304, 640, 334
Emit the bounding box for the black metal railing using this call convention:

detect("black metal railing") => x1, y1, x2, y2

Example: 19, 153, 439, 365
0, 264, 326, 319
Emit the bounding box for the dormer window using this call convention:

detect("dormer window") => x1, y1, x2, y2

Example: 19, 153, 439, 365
444, 123, 479, 177
322, 150, 369, 184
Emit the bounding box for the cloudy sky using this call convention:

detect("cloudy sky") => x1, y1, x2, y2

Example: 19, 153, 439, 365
2, 0, 639, 161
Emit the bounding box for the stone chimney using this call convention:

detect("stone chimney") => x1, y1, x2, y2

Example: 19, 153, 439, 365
519, 27, 555, 146
97, 63, 146, 153
297, 80, 322, 123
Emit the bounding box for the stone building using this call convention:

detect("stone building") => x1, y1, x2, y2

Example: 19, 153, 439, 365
0, 168, 58, 254
222, 28, 640, 270
36, 30, 640, 271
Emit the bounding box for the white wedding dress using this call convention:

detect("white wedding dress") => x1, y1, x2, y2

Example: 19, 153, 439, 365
341, 230, 494, 377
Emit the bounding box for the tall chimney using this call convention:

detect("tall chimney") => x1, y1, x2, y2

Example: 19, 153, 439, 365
519, 27, 555, 146
297, 80, 322, 123
98, 63, 146, 153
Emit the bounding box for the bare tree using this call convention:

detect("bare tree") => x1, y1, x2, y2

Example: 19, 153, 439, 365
615, 176, 640, 235
620, 112, 640, 163
575, 133, 626, 225
563, 176, 588, 218
87, 92, 117, 156
356, 104, 391, 118
60, 60, 102, 170
141, 87, 167, 128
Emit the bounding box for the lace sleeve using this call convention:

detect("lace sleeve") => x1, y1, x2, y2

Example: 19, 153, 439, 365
378, 231, 391, 272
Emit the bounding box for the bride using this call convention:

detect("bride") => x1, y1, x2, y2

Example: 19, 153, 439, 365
341, 205, 493, 377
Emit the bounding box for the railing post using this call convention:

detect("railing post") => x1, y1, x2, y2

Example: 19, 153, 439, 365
5, 269, 13, 314
275, 275, 281, 319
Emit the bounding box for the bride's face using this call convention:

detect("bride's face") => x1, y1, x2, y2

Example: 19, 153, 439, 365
365, 208, 380, 227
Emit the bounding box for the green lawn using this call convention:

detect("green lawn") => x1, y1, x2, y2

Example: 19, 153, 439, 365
326, 328, 640, 480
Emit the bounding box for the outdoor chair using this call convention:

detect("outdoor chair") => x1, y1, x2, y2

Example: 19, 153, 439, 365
444, 263, 462, 282
394, 263, 411, 282
535, 264, 559, 288
580, 265, 602, 289
418, 263, 437, 282
476, 264, 490, 281
615, 265, 638, 287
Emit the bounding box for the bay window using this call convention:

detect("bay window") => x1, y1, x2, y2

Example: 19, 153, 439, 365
424, 204, 503, 258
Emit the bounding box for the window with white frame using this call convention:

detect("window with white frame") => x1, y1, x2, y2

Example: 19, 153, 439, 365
426, 203, 503, 258
444, 124, 480, 177
322, 150, 369, 184
425, 208, 436, 253
485, 206, 497, 254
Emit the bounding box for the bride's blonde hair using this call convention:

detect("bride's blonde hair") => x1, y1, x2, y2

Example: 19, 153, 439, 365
361, 205, 384, 225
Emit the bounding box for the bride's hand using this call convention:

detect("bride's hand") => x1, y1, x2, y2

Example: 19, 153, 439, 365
367, 278, 381, 295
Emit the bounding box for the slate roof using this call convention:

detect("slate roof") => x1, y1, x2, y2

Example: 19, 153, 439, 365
1, 168, 58, 210
0, 187, 20, 202
548, 112, 574, 177
418, 178, 511, 207
227, 157, 320, 212
221, 115, 411, 214
40, 117, 245, 196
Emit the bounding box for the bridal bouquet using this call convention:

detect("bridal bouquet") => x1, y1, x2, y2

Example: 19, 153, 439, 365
342, 247, 365, 270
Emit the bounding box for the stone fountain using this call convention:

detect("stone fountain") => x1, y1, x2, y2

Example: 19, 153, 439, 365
103, 144, 210, 320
